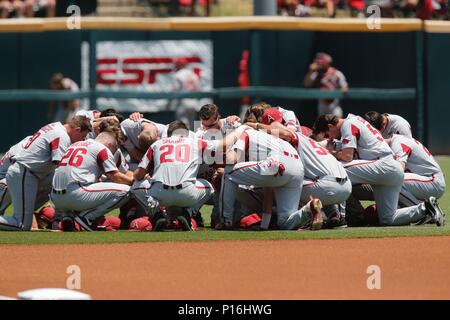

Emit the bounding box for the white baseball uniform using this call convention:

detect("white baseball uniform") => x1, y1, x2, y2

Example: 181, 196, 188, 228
50, 139, 130, 223
121, 118, 168, 169
195, 119, 241, 224
132, 136, 216, 216
293, 133, 352, 209
390, 134, 445, 206
220, 129, 315, 230
382, 113, 412, 139
0, 136, 31, 215
340, 114, 426, 226
277, 106, 302, 132
0, 122, 71, 231
121, 118, 167, 151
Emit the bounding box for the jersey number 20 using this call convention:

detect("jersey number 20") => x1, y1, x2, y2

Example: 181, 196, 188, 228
159, 144, 190, 163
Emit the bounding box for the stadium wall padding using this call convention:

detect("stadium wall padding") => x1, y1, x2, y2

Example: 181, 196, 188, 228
0, 27, 432, 152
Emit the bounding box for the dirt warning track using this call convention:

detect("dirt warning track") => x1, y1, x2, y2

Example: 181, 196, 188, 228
1, 236, 449, 299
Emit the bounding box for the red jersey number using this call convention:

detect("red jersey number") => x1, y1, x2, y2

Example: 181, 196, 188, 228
159, 144, 190, 163
24, 132, 41, 150
59, 148, 87, 167
309, 139, 329, 156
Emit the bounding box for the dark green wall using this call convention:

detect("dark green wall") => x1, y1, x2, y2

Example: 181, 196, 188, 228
0, 29, 426, 152
426, 33, 450, 154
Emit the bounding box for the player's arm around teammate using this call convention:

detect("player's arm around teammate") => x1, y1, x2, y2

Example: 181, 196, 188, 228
313, 114, 444, 227
50, 131, 133, 231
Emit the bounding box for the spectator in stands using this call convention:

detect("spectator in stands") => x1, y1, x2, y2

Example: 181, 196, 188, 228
31, 0, 57, 17
48, 73, 80, 123
347, 0, 365, 17
303, 52, 348, 117
278, 0, 335, 17
1, 0, 25, 18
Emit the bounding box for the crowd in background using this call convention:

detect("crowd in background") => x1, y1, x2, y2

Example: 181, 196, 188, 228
0, 0, 448, 20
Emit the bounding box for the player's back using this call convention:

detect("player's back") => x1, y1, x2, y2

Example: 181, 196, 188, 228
390, 135, 441, 176
297, 133, 347, 179
384, 114, 412, 139
342, 115, 393, 160
239, 129, 299, 162
15, 122, 71, 177
151, 136, 203, 186
121, 119, 167, 150
53, 139, 115, 189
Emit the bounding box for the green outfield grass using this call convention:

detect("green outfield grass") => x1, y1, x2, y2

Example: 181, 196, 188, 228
0, 156, 449, 245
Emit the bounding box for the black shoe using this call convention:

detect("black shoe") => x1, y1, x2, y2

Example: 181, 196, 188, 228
152, 211, 168, 232
61, 215, 75, 232
424, 197, 445, 226
74, 215, 95, 232
177, 211, 193, 231
192, 210, 204, 228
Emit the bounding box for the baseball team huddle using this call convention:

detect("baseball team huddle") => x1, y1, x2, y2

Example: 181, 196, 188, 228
0, 102, 445, 232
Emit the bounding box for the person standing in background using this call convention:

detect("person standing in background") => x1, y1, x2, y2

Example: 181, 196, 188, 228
303, 52, 348, 118
172, 58, 201, 130
48, 73, 80, 124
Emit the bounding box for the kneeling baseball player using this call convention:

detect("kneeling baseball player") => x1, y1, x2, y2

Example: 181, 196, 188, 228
217, 126, 323, 231
250, 108, 351, 228
0, 116, 91, 231
313, 114, 445, 226
51, 130, 133, 231
132, 120, 247, 231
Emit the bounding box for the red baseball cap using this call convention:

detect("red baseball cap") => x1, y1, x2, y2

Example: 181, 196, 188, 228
262, 108, 283, 125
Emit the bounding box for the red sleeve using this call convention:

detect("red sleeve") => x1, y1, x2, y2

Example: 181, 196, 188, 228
240, 131, 249, 151
351, 124, 361, 140
401, 143, 412, 157
97, 148, 109, 168
198, 140, 208, 152
146, 148, 154, 172
50, 137, 60, 151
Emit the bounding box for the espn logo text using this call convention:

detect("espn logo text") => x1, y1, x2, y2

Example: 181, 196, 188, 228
97, 56, 203, 86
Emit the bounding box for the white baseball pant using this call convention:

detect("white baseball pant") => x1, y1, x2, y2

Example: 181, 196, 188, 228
344, 156, 426, 226
399, 172, 446, 207
0, 178, 11, 215
219, 155, 314, 230
50, 182, 130, 222
0, 162, 52, 231
132, 179, 214, 216
301, 177, 352, 206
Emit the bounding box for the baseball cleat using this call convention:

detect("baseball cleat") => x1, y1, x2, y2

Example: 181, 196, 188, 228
425, 196, 445, 227
214, 220, 233, 231
309, 198, 323, 231
176, 214, 193, 232
61, 215, 76, 232
74, 215, 95, 232
152, 211, 168, 232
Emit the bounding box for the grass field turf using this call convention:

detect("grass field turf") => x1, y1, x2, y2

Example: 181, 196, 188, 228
0, 156, 449, 245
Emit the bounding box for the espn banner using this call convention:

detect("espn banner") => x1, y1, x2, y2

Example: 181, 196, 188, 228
82, 40, 213, 112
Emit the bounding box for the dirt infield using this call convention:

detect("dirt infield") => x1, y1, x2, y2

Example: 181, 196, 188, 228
1, 236, 450, 299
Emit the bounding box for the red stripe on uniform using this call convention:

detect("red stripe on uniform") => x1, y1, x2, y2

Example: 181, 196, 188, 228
343, 160, 377, 168
50, 137, 60, 151
196, 186, 211, 189
80, 186, 127, 193
404, 176, 435, 183
229, 163, 258, 175
303, 181, 319, 187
